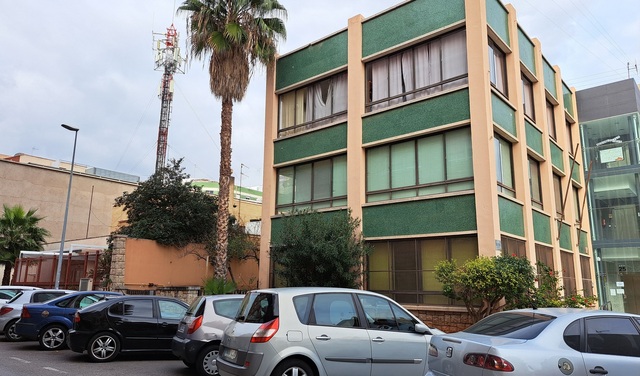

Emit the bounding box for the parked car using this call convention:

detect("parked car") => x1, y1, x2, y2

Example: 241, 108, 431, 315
426, 307, 640, 376
172, 294, 244, 376
0, 289, 74, 341
217, 287, 444, 376
0, 286, 41, 305
15, 290, 123, 350
68, 295, 188, 362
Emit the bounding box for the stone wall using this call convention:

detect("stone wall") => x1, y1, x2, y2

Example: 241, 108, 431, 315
110, 235, 127, 290
409, 306, 474, 333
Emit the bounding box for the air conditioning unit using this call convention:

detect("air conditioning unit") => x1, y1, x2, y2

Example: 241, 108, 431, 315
79, 278, 93, 291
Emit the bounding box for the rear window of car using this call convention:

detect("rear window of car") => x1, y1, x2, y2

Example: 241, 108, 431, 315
236, 292, 276, 323
7, 291, 24, 303
32, 292, 67, 303
464, 312, 556, 340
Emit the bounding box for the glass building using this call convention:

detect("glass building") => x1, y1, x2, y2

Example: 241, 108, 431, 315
577, 78, 640, 313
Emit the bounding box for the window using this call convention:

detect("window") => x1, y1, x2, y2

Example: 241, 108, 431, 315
560, 251, 576, 296
495, 135, 514, 197
529, 157, 543, 209
311, 293, 359, 328
213, 298, 243, 319
553, 174, 563, 216
357, 294, 418, 332
522, 75, 534, 120
586, 317, 640, 357
566, 120, 575, 155
366, 127, 473, 202
278, 72, 347, 137
535, 244, 553, 269
366, 29, 467, 112
158, 299, 187, 320
501, 236, 526, 258
109, 299, 154, 318
546, 101, 557, 140
489, 39, 507, 96
573, 186, 581, 221
276, 155, 347, 213
367, 236, 478, 305
580, 255, 594, 297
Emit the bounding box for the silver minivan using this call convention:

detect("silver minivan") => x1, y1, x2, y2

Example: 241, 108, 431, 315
217, 287, 443, 376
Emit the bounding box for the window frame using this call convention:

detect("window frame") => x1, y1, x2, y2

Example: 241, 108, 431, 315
546, 101, 557, 140
522, 74, 535, 121
528, 157, 543, 209
553, 173, 563, 216
488, 39, 508, 97
495, 134, 515, 197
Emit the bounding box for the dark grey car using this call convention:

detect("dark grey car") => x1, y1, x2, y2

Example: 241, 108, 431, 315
172, 294, 244, 376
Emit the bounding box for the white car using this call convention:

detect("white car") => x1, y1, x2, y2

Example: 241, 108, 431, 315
427, 308, 640, 376
0, 285, 41, 305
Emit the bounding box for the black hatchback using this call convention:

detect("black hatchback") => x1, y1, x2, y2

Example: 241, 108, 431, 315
67, 295, 188, 362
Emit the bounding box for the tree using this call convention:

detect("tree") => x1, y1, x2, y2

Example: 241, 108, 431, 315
270, 209, 370, 288
435, 255, 535, 322
111, 158, 218, 248
178, 0, 287, 281
0, 204, 50, 285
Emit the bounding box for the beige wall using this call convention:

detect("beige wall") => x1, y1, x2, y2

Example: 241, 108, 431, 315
0, 159, 137, 250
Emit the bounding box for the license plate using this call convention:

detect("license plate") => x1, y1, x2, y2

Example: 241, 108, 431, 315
224, 348, 237, 361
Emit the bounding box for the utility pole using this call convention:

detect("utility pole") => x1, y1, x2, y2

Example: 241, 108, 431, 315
153, 24, 185, 172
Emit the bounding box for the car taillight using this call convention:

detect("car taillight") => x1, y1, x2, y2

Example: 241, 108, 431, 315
0, 307, 13, 316
20, 306, 31, 319
250, 318, 279, 343
187, 315, 203, 334
463, 353, 514, 372
74, 312, 81, 323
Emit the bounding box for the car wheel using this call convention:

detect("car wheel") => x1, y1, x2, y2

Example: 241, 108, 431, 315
271, 359, 314, 376
87, 332, 120, 362
39, 324, 67, 350
5, 320, 23, 342
196, 344, 220, 376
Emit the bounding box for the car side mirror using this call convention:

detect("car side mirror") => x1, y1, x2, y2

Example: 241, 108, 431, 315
415, 323, 430, 334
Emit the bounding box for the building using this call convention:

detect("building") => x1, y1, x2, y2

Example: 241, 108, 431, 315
577, 78, 640, 314
259, 0, 594, 316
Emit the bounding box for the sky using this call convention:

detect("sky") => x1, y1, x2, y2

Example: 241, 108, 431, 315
1, 0, 638, 190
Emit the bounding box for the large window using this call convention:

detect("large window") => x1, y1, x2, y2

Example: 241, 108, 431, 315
529, 157, 543, 209
366, 127, 473, 202
366, 29, 467, 112
566, 120, 575, 155
560, 251, 576, 296
580, 255, 594, 297
276, 155, 347, 213
367, 236, 478, 305
522, 75, 534, 120
501, 236, 526, 258
573, 186, 581, 221
495, 135, 514, 197
489, 39, 507, 96
278, 72, 347, 137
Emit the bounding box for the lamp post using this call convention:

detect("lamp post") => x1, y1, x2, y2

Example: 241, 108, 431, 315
54, 124, 79, 289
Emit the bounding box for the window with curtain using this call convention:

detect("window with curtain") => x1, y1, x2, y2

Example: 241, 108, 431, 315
366, 127, 473, 202
522, 75, 535, 120
566, 120, 575, 155
489, 39, 507, 97
580, 255, 594, 296
276, 155, 347, 213
365, 28, 468, 112
546, 101, 557, 140
501, 236, 526, 258
495, 135, 515, 197
573, 185, 581, 221
553, 173, 563, 216
367, 236, 478, 305
278, 72, 347, 137
529, 157, 543, 209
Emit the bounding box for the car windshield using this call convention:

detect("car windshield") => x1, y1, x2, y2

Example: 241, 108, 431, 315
464, 311, 556, 340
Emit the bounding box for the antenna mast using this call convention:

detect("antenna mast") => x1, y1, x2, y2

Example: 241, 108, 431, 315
153, 24, 185, 172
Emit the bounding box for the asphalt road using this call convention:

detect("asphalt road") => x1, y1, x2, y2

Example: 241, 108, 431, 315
0, 338, 194, 376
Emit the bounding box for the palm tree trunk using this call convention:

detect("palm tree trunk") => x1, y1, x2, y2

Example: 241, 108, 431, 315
215, 98, 233, 280
1, 262, 12, 285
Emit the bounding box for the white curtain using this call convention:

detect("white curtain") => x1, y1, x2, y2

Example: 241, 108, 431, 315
313, 79, 332, 123
442, 29, 467, 90
371, 59, 389, 110
388, 54, 403, 106
414, 44, 430, 97
427, 39, 442, 94
332, 73, 348, 114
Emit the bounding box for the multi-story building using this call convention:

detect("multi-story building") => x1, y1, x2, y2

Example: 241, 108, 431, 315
258, 0, 595, 318
577, 78, 640, 314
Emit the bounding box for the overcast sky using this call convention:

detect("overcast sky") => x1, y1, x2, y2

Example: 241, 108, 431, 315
1, 0, 638, 189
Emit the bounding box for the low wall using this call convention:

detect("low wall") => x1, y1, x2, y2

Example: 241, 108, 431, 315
407, 305, 474, 333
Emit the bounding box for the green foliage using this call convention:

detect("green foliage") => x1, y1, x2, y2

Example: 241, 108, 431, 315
533, 262, 597, 308
270, 209, 370, 288
435, 255, 535, 322
203, 277, 237, 295
111, 158, 218, 248
0, 204, 51, 285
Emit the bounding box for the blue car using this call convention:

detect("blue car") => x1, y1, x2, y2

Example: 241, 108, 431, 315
15, 291, 122, 350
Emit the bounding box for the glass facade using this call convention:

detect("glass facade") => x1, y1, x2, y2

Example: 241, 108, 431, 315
581, 112, 640, 313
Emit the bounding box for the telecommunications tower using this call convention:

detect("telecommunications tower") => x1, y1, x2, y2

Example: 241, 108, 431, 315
152, 24, 185, 172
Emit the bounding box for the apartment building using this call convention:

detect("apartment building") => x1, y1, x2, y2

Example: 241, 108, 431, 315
259, 0, 594, 310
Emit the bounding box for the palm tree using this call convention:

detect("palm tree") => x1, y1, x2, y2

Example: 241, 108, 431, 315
178, 0, 287, 281
0, 204, 51, 285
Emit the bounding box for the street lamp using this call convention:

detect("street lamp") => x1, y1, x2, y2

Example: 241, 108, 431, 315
54, 124, 79, 289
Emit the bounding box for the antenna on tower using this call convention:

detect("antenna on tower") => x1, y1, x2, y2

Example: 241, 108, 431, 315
629, 62, 638, 79
152, 24, 186, 173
